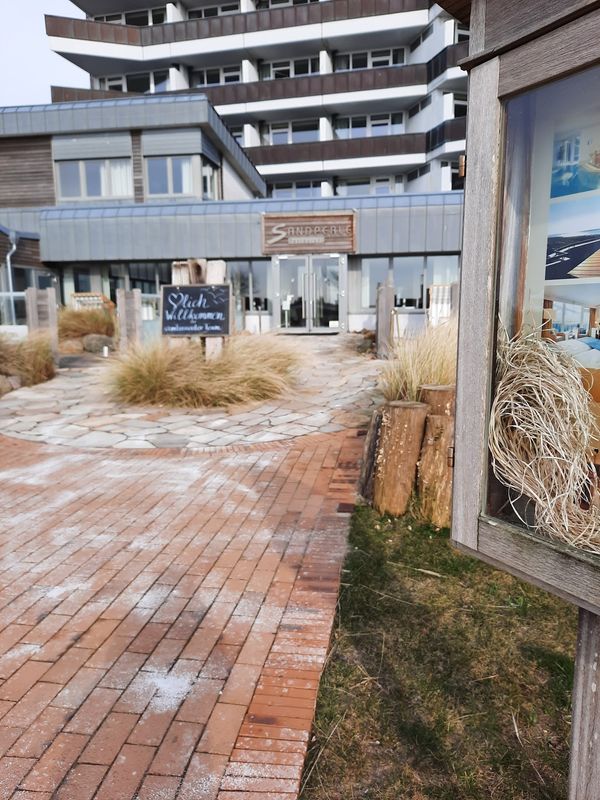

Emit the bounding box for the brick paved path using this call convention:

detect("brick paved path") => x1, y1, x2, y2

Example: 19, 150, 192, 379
0, 418, 365, 798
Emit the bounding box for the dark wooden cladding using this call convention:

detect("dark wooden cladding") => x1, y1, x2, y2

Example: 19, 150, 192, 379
0, 232, 42, 269
46, 0, 429, 46
0, 137, 55, 208
426, 116, 467, 151
131, 131, 144, 203
203, 64, 428, 106
51, 86, 124, 103
245, 133, 425, 165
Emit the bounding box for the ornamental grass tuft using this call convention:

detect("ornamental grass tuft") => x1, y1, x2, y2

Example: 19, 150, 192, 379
0, 333, 55, 386
109, 334, 301, 408
58, 307, 115, 340
379, 318, 458, 402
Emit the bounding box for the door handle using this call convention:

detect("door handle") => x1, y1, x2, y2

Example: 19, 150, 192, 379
301, 273, 307, 319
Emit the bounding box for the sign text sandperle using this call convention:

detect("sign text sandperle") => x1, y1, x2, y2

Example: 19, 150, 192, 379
262, 212, 356, 254
161, 284, 231, 336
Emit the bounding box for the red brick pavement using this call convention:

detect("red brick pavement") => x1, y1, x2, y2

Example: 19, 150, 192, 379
0, 429, 364, 799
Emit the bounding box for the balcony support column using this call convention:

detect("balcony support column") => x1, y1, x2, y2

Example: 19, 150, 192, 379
319, 49, 333, 74
244, 123, 261, 147
242, 59, 259, 83
166, 2, 184, 22
319, 116, 334, 142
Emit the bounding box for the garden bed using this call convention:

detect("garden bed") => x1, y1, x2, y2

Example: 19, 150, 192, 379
301, 507, 575, 800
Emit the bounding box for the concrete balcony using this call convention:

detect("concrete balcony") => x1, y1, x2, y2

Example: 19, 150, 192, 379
46, 0, 429, 72
245, 132, 427, 178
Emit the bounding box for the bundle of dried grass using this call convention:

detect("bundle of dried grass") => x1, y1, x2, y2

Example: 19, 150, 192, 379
379, 319, 457, 402
109, 334, 301, 408
489, 328, 600, 552
58, 307, 115, 340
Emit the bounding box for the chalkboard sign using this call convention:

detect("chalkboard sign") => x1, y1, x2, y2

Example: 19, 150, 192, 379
161, 284, 231, 336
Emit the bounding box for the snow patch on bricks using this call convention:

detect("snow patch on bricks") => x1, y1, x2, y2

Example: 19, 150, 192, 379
0, 454, 88, 485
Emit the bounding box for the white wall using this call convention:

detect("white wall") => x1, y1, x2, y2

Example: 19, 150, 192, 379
222, 158, 255, 200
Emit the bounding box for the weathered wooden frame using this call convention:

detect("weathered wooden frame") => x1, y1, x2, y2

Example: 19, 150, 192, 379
451, 23, 600, 615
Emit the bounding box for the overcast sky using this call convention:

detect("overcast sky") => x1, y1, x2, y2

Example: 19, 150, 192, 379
0, 1, 88, 106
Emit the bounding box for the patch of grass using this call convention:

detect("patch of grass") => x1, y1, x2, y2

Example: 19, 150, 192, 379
109, 334, 301, 408
379, 320, 457, 401
58, 307, 115, 339
0, 334, 55, 386
301, 507, 575, 800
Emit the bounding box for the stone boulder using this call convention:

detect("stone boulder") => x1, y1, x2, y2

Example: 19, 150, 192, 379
59, 338, 84, 355
82, 334, 115, 353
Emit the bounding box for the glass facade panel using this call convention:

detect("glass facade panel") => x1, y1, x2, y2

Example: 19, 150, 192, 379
84, 160, 102, 197
393, 256, 423, 307
58, 162, 81, 198
361, 257, 389, 308
147, 157, 169, 195
126, 73, 151, 93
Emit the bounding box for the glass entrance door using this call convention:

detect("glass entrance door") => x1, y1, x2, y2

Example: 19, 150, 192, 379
276, 255, 346, 332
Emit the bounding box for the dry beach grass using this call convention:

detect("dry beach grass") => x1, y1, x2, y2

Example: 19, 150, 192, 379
379, 320, 457, 402
58, 306, 115, 340
0, 333, 55, 386
109, 333, 301, 408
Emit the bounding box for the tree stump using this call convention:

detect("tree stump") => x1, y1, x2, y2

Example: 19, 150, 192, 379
418, 384, 456, 416
373, 401, 429, 517
418, 413, 454, 528
358, 407, 383, 502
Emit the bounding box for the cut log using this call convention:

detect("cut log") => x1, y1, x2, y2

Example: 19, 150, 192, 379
418, 413, 454, 528
418, 384, 456, 416
373, 401, 429, 517
358, 407, 383, 502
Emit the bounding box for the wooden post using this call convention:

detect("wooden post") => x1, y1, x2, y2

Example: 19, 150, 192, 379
117, 288, 142, 352
418, 384, 456, 416
569, 609, 600, 800
376, 283, 396, 359
358, 407, 383, 503
205, 260, 226, 361
418, 414, 454, 528
25, 287, 58, 358
373, 400, 429, 517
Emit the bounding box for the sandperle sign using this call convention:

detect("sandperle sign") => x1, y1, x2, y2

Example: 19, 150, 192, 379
262, 212, 356, 255
161, 284, 231, 336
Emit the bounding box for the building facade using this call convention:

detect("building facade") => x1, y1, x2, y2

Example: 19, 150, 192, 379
0, 94, 462, 334
47, 0, 468, 197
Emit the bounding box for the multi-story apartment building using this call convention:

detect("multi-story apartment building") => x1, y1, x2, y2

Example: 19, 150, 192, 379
46, 0, 468, 197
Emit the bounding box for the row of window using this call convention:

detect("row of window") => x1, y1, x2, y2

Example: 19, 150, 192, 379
98, 47, 412, 93
267, 175, 405, 199
259, 113, 404, 145
266, 164, 463, 198
93, 0, 324, 26
56, 156, 219, 201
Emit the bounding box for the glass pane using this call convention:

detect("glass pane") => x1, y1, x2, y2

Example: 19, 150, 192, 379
271, 183, 294, 198
291, 120, 319, 143
273, 63, 291, 79
59, 162, 81, 198
109, 158, 132, 197
334, 54, 349, 71
279, 258, 306, 328
250, 260, 271, 311
350, 117, 367, 138
84, 160, 102, 197
154, 71, 169, 92
361, 258, 389, 307
271, 125, 289, 145
393, 256, 424, 307
74, 269, 91, 293
428, 254, 459, 286
126, 73, 151, 93
490, 62, 600, 534
312, 257, 339, 329
344, 179, 371, 197
125, 10, 148, 25
294, 59, 310, 75
152, 7, 166, 24
295, 181, 318, 198
172, 156, 193, 194
351, 52, 368, 69
147, 157, 169, 194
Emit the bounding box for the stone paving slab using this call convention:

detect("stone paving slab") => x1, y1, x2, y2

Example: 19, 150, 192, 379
0, 335, 380, 450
